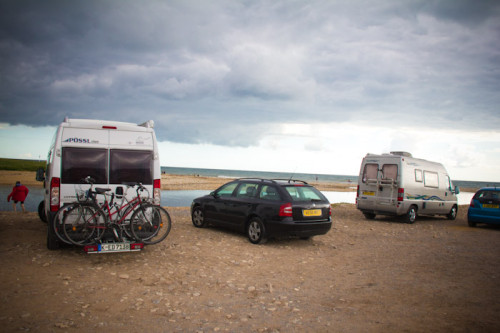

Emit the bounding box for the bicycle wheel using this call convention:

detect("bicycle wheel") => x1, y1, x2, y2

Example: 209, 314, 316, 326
53, 204, 79, 244
130, 204, 172, 245
62, 203, 106, 246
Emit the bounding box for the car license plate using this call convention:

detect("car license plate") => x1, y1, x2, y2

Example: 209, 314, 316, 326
303, 209, 322, 217
483, 204, 499, 209
99, 243, 131, 253
363, 191, 375, 196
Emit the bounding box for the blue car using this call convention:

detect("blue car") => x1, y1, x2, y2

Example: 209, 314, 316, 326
467, 188, 500, 227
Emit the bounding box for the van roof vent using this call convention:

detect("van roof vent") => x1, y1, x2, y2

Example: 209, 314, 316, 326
390, 151, 412, 157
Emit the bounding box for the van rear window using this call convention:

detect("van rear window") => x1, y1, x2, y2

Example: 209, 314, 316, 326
61, 148, 108, 184
109, 150, 153, 184
362, 164, 378, 183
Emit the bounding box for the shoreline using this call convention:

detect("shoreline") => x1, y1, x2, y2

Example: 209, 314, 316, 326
0, 170, 355, 192
0, 170, 479, 193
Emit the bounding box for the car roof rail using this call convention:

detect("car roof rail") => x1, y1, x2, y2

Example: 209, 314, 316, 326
271, 179, 309, 185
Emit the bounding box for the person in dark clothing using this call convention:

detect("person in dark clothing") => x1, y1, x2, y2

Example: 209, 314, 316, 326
7, 181, 29, 212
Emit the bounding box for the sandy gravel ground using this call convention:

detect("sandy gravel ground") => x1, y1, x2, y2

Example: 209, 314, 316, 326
0, 202, 499, 332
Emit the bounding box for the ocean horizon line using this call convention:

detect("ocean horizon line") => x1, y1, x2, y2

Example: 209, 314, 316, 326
161, 165, 500, 189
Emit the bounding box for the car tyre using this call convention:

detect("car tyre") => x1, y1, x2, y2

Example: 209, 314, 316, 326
447, 205, 458, 220
405, 205, 417, 224
247, 217, 267, 244
191, 206, 207, 228
363, 212, 376, 220
467, 218, 477, 227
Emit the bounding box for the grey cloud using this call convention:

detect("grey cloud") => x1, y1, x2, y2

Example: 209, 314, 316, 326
1, 0, 499, 146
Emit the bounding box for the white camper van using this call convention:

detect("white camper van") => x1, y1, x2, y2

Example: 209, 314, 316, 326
356, 152, 459, 223
37, 118, 162, 249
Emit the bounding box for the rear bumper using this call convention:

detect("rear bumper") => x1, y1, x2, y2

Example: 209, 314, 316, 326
265, 219, 332, 238
467, 210, 500, 225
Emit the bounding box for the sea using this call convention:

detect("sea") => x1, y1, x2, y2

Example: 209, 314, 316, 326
161, 166, 499, 190
0, 166, 497, 212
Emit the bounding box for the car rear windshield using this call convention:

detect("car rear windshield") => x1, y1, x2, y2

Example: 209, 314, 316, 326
284, 186, 328, 202
474, 190, 500, 203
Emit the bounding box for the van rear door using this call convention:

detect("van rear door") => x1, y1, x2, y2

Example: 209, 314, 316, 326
376, 163, 398, 209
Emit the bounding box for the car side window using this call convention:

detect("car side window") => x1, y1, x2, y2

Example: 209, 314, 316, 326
259, 185, 281, 201
235, 183, 259, 198
216, 182, 238, 198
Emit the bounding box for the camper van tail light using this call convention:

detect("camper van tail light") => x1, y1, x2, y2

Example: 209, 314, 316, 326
153, 179, 161, 205
279, 203, 293, 217
50, 177, 61, 212
102, 125, 117, 129
397, 188, 405, 202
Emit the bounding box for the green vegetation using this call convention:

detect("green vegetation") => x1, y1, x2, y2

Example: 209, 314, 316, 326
0, 158, 46, 171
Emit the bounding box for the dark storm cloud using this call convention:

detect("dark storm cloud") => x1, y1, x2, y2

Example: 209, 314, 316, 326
1, 0, 499, 146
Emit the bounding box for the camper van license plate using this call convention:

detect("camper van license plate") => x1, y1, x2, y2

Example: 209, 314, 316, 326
99, 243, 130, 253
363, 191, 375, 196
303, 209, 322, 217
483, 204, 499, 209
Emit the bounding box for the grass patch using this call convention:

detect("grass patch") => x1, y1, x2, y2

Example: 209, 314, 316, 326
0, 158, 46, 171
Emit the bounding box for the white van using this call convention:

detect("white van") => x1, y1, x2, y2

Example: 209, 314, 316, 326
356, 152, 459, 223
37, 118, 161, 249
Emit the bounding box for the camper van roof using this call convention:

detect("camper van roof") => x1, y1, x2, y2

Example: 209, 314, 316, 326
61, 118, 155, 130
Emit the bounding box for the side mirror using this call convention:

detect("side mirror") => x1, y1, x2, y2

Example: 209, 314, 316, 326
210, 191, 219, 198
454, 186, 460, 195
35, 167, 45, 182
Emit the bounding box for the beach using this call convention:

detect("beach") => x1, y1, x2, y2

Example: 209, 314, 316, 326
0, 170, 356, 192
0, 171, 498, 331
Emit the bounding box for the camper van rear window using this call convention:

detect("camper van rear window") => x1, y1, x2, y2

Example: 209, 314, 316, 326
109, 150, 153, 185
362, 164, 378, 183
61, 148, 108, 184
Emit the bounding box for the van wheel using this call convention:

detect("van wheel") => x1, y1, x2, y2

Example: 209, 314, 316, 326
38, 201, 47, 223
47, 222, 60, 250
405, 206, 417, 224
447, 206, 458, 220
363, 212, 376, 220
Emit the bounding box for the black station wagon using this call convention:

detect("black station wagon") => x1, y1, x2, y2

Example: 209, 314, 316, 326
190, 178, 332, 244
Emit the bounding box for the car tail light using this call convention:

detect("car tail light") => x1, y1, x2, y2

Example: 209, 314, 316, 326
279, 203, 293, 217
470, 199, 475, 208
329, 205, 332, 216
153, 179, 161, 205
50, 177, 60, 212
397, 188, 404, 202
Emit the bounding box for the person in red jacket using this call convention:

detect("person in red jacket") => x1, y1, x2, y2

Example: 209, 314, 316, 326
7, 181, 29, 212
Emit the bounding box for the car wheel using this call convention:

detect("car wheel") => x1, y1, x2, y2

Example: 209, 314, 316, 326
363, 212, 376, 220
447, 206, 458, 220
405, 206, 417, 224
467, 218, 477, 227
191, 206, 207, 228
247, 217, 267, 244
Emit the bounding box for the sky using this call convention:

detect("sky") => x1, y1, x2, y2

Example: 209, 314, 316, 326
1, 0, 499, 182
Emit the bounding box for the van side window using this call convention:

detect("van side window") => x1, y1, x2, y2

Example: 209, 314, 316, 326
362, 164, 378, 183
415, 169, 423, 182
382, 164, 398, 180
110, 150, 153, 184
424, 171, 439, 188
61, 147, 108, 184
